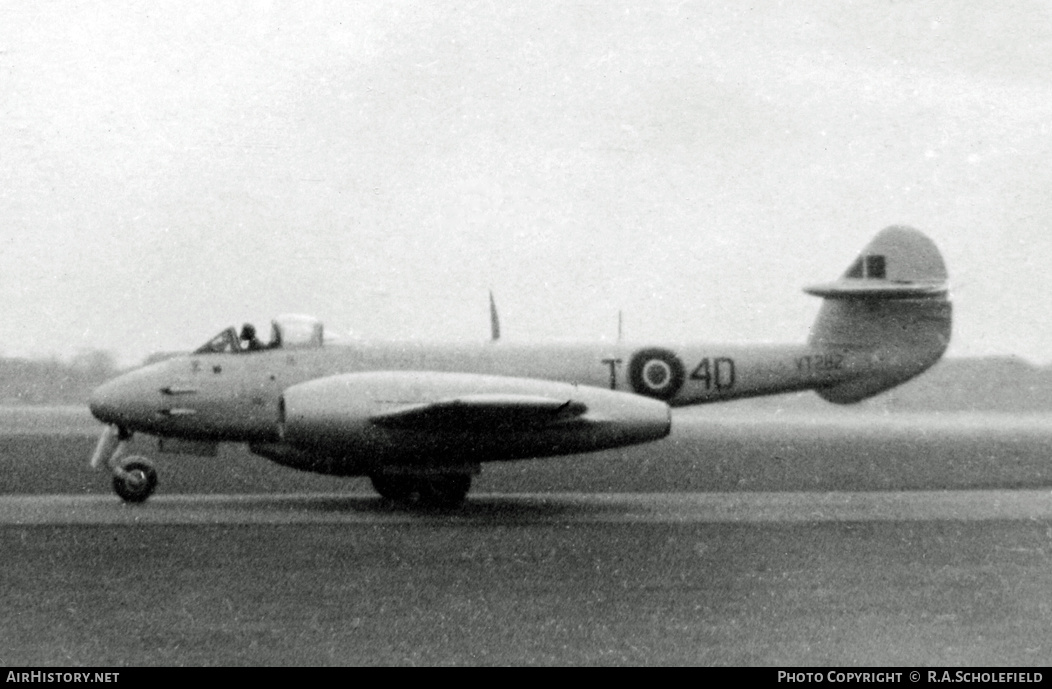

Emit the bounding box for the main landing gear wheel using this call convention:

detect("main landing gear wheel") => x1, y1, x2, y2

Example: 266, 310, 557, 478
419, 474, 471, 508
369, 474, 416, 502
112, 456, 158, 504
369, 473, 472, 508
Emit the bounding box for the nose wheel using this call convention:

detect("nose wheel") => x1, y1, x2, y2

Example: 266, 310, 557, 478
112, 457, 158, 503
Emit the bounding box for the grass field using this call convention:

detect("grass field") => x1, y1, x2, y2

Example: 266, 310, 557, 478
4, 407, 1052, 496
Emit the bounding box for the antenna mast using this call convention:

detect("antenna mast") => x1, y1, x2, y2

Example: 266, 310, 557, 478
489, 291, 501, 342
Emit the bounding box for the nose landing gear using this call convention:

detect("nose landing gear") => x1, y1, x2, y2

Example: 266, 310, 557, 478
90, 425, 159, 504
112, 457, 159, 503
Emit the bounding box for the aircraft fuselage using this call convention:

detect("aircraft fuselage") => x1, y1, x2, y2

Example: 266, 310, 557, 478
91, 339, 892, 445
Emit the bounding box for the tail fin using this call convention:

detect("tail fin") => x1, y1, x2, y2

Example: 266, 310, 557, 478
805, 226, 952, 404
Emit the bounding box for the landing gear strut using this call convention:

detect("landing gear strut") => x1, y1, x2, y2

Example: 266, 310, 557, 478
370, 473, 472, 508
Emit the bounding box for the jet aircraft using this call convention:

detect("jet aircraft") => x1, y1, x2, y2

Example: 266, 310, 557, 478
88, 226, 951, 507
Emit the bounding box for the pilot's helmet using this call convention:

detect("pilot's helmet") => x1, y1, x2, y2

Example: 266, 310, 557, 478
240, 324, 256, 340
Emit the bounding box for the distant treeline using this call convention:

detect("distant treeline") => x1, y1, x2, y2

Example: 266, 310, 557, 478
0, 351, 120, 405
878, 357, 1052, 412
722, 356, 1052, 413
0, 353, 1049, 412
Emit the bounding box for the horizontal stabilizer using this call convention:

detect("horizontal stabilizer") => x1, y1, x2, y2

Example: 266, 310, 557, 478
803, 279, 947, 300
370, 394, 588, 431
804, 225, 948, 301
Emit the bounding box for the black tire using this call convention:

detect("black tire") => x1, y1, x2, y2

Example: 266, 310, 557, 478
369, 473, 416, 501
417, 474, 471, 508
113, 458, 158, 503
370, 473, 471, 508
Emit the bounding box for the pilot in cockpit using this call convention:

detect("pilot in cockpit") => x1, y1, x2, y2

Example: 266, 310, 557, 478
239, 323, 265, 352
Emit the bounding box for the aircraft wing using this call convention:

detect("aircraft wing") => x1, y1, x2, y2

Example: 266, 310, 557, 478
369, 394, 588, 431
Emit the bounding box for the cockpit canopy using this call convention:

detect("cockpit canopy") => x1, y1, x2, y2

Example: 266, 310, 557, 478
193, 314, 326, 354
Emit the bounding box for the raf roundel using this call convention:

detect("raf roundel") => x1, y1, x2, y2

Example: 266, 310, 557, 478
628, 348, 685, 401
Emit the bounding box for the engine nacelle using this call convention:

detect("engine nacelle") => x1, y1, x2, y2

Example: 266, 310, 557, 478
275, 371, 671, 472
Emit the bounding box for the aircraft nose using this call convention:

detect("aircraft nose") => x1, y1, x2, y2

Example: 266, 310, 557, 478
89, 377, 135, 425
89, 379, 119, 424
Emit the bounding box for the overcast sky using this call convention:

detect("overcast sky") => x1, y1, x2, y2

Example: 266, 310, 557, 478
3, 1, 1051, 364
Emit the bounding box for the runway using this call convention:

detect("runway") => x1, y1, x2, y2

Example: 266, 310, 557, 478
5, 490, 1052, 665
5, 489, 1052, 525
